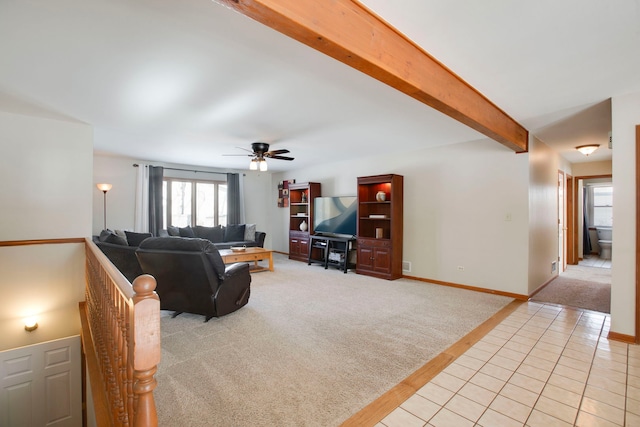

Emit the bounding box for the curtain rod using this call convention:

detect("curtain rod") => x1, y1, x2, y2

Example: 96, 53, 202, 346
132, 163, 225, 175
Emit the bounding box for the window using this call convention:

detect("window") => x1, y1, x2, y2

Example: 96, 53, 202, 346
592, 185, 613, 227
163, 178, 227, 228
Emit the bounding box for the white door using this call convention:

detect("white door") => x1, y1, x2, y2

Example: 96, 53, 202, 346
1, 336, 82, 427
558, 171, 565, 273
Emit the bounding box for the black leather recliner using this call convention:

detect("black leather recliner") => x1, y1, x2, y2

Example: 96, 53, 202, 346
136, 237, 251, 321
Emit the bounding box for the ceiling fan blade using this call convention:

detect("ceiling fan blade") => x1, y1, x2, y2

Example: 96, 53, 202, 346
270, 155, 295, 161
266, 149, 290, 155
222, 153, 253, 157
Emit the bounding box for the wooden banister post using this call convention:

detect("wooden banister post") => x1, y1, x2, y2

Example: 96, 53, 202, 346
131, 274, 161, 426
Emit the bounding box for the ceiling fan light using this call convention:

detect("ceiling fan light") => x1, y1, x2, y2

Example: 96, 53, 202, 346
249, 159, 258, 170
259, 159, 268, 171
576, 144, 600, 156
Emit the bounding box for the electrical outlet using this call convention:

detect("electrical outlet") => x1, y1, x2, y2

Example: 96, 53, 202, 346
457, 265, 465, 271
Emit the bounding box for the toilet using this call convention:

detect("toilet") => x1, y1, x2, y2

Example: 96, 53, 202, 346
596, 226, 612, 260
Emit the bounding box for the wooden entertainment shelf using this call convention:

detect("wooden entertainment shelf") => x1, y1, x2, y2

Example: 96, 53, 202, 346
356, 174, 403, 280
288, 182, 321, 261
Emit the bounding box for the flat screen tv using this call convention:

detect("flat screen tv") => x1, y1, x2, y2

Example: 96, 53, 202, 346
313, 196, 357, 237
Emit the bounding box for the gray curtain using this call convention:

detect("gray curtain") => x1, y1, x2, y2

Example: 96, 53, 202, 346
583, 186, 592, 254
227, 173, 241, 225
149, 166, 164, 236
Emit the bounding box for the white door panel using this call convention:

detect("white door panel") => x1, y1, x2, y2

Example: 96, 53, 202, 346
1, 336, 81, 427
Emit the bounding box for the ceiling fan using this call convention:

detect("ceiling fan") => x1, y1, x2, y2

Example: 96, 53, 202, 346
224, 142, 294, 171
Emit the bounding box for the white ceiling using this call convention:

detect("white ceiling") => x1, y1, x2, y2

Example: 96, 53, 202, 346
1, 0, 638, 171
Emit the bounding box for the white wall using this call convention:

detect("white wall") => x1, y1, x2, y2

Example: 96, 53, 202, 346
273, 138, 531, 296
92, 154, 274, 244
610, 91, 639, 337
0, 111, 91, 350
0, 112, 93, 240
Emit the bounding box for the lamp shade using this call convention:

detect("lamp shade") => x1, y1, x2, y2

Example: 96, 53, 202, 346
259, 159, 268, 171
576, 145, 599, 156
96, 183, 112, 192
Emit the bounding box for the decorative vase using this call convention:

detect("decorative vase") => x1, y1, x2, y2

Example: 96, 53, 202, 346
299, 220, 308, 231
376, 191, 386, 202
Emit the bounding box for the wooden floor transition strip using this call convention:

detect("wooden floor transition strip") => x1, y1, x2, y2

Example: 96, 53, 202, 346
340, 299, 524, 427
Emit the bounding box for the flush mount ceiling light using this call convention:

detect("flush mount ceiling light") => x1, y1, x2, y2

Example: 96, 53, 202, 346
576, 144, 600, 156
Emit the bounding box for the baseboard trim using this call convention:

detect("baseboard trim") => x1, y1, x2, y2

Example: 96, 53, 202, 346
403, 275, 528, 301
607, 331, 636, 344
341, 299, 524, 426
528, 275, 558, 298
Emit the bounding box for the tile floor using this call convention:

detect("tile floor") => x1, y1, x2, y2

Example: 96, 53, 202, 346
580, 255, 612, 269
377, 302, 639, 427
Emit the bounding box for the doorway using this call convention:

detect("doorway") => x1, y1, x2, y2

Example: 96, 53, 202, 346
531, 171, 612, 314
562, 174, 613, 313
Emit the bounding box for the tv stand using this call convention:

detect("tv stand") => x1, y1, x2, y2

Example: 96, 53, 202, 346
308, 234, 356, 273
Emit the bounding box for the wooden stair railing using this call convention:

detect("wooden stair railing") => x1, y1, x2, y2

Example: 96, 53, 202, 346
81, 239, 160, 426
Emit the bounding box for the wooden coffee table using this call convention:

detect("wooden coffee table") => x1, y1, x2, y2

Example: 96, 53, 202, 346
218, 247, 274, 272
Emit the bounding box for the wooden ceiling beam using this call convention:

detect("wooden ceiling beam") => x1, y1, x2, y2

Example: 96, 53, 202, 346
215, 0, 528, 152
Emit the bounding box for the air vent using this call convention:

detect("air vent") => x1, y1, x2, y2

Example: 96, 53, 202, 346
402, 261, 411, 272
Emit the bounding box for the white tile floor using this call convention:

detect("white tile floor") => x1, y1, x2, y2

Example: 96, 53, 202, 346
377, 302, 639, 427
580, 255, 612, 269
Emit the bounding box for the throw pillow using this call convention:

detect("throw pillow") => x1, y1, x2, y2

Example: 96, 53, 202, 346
194, 225, 224, 243
124, 231, 152, 247
224, 224, 245, 242
244, 223, 256, 241
167, 226, 180, 236
114, 229, 128, 243
99, 229, 128, 246
98, 229, 112, 242
179, 226, 195, 238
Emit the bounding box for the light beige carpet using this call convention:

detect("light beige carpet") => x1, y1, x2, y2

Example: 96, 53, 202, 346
531, 265, 611, 313
154, 254, 513, 426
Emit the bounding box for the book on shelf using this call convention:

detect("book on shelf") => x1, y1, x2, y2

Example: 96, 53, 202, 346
368, 214, 387, 219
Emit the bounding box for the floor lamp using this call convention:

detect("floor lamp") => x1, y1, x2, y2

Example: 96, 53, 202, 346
96, 183, 112, 230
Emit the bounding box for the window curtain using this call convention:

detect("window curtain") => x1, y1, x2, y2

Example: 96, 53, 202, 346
583, 186, 592, 254
134, 164, 150, 232
227, 173, 242, 225
149, 165, 164, 236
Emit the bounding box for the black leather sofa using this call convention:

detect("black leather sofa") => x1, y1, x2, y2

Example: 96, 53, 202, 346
93, 225, 266, 282
93, 230, 152, 282
136, 237, 251, 320
165, 224, 266, 249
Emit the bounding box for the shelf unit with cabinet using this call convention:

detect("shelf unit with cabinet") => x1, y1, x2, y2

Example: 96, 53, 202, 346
356, 174, 403, 280
288, 182, 321, 261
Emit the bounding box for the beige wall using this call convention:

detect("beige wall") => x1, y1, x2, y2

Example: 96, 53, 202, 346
272, 137, 531, 296
0, 111, 92, 350
527, 137, 572, 294
611, 91, 639, 337
572, 160, 612, 177
0, 112, 93, 240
